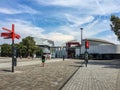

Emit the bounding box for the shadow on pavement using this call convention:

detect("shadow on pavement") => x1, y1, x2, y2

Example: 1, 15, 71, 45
68, 61, 85, 67
1, 69, 11, 72
88, 60, 120, 69
68, 65, 83, 67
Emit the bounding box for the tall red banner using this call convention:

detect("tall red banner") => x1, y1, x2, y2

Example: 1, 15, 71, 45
85, 39, 89, 49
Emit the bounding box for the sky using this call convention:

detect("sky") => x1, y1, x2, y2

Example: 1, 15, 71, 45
0, 0, 120, 46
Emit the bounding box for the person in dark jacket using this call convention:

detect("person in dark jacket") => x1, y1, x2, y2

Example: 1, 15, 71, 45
41, 55, 46, 67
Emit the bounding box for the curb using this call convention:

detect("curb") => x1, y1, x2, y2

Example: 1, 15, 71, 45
59, 61, 84, 90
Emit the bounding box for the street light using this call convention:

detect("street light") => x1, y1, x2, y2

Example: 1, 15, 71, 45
80, 28, 83, 58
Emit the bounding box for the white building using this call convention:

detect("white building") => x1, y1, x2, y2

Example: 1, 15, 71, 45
80, 38, 120, 59
33, 37, 54, 58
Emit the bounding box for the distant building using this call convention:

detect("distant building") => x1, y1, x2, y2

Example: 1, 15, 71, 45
66, 40, 80, 58
57, 38, 120, 59
50, 40, 80, 58
81, 38, 120, 59
33, 37, 54, 57
33, 37, 120, 59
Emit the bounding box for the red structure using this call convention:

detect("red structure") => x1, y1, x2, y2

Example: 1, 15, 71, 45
85, 39, 89, 49
66, 41, 80, 58
1, 24, 20, 72
1, 24, 20, 39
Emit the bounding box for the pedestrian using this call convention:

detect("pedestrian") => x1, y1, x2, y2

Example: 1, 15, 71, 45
84, 51, 89, 67
41, 54, 46, 67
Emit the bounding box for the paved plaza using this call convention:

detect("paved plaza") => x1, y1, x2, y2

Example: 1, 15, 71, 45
62, 60, 120, 90
0, 57, 120, 90
0, 58, 82, 90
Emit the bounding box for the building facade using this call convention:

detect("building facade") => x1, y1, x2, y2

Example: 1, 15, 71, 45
81, 38, 120, 59
33, 37, 120, 59
33, 37, 54, 57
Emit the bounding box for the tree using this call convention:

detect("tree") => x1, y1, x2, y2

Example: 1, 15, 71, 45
0, 36, 43, 58
1, 44, 12, 57
110, 15, 120, 40
16, 42, 27, 58
19, 36, 40, 57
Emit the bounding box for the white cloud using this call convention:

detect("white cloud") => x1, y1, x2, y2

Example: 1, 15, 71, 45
47, 32, 74, 42
1, 0, 120, 45
36, 0, 82, 7
19, 5, 39, 14
8, 19, 44, 37
64, 14, 94, 27
46, 32, 74, 45
0, 5, 38, 14
83, 20, 109, 38
94, 0, 120, 15
37, 0, 120, 15
81, 19, 120, 44
0, 17, 119, 45
0, 19, 75, 45
0, 8, 21, 14
100, 34, 120, 44
0, 19, 44, 44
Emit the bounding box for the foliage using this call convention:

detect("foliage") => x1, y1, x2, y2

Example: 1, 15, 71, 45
0, 36, 43, 57
110, 15, 120, 40
18, 36, 42, 57
1, 43, 12, 57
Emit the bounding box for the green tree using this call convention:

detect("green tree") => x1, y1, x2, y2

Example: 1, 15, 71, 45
1, 43, 12, 57
110, 15, 120, 40
19, 36, 38, 57
0, 36, 43, 58
14, 43, 26, 57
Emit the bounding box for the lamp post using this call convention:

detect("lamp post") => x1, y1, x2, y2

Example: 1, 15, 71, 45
80, 28, 83, 58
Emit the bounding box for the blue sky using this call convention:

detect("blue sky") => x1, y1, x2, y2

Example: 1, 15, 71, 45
0, 0, 120, 45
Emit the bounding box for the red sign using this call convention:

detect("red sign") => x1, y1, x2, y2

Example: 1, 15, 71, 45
1, 24, 20, 40
14, 33, 20, 39
85, 39, 89, 49
1, 35, 12, 39
2, 27, 12, 32
1, 32, 12, 37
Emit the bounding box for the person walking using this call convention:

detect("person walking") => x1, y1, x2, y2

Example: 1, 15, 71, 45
84, 51, 88, 67
41, 55, 46, 67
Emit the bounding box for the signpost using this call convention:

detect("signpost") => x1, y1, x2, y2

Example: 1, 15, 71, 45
1, 24, 20, 72
84, 39, 89, 67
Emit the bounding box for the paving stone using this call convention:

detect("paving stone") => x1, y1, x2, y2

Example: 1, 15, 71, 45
0, 58, 82, 90
62, 60, 120, 90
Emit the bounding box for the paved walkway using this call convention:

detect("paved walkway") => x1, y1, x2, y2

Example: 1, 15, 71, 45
0, 57, 120, 90
0, 58, 82, 90
0, 58, 63, 68
62, 60, 120, 90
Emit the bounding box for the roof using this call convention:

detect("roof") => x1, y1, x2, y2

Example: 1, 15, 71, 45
82, 38, 115, 45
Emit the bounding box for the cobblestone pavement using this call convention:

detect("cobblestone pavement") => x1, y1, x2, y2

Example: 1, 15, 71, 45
62, 60, 120, 90
0, 58, 83, 90
0, 58, 63, 68
0, 58, 119, 90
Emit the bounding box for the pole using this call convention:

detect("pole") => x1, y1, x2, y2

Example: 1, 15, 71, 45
80, 28, 83, 59
12, 39, 14, 72
12, 24, 15, 72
